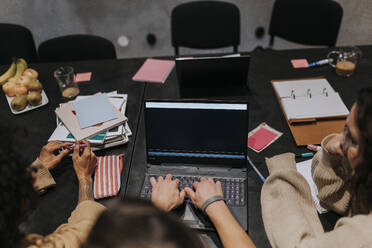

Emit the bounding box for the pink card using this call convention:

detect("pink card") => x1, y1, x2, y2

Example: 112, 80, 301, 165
132, 59, 175, 83
74, 72, 92, 83
248, 126, 279, 151
291, 59, 309, 68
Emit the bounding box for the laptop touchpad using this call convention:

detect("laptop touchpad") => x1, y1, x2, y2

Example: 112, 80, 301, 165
182, 203, 214, 230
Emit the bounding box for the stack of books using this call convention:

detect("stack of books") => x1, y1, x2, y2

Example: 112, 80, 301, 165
48, 91, 132, 151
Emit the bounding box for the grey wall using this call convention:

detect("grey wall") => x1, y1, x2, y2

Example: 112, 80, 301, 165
1, 0, 372, 58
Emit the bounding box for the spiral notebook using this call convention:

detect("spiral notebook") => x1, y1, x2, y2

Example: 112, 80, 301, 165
272, 78, 349, 123
271, 77, 347, 145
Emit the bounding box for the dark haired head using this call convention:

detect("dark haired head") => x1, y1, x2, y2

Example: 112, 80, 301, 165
0, 123, 38, 247
351, 87, 372, 212
355, 87, 372, 168
83, 198, 204, 248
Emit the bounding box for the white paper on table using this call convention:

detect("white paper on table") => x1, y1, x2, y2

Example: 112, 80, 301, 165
124, 122, 132, 136
296, 159, 328, 214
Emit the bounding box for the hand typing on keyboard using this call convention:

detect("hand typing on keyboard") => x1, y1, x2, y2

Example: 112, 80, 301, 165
141, 175, 245, 207
150, 174, 186, 212
184, 177, 224, 210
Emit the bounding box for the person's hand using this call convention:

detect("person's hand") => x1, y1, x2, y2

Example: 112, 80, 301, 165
184, 177, 223, 210
325, 133, 344, 157
38, 141, 73, 170
72, 140, 97, 182
150, 174, 186, 212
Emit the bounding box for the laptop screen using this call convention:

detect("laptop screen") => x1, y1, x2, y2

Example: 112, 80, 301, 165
145, 101, 248, 167
175, 55, 250, 97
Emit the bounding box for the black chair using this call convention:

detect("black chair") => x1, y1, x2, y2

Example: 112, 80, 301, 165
171, 1, 240, 56
0, 23, 38, 65
268, 0, 343, 47
38, 34, 116, 62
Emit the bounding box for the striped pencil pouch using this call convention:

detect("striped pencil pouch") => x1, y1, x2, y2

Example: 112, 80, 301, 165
93, 154, 124, 199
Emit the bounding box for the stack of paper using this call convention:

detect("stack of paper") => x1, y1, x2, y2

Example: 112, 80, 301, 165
49, 91, 132, 151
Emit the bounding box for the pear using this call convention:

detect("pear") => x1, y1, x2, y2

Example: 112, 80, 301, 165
27, 91, 42, 106
23, 68, 38, 80
18, 75, 32, 88
11, 95, 28, 111
27, 80, 43, 92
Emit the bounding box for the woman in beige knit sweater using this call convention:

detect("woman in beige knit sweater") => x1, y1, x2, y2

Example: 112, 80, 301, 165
261, 87, 372, 248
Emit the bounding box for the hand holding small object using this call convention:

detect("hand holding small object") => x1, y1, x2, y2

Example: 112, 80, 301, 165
64, 143, 87, 150
72, 140, 97, 182
38, 141, 73, 169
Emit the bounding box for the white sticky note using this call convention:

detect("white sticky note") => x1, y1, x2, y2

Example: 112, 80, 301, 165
73, 94, 117, 129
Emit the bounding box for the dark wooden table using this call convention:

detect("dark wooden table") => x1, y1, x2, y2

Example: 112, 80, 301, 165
126, 45, 372, 248
0, 58, 146, 235
240, 46, 372, 247
4, 45, 372, 247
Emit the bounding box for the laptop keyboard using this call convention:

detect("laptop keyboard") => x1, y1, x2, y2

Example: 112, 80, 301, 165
140, 174, 246, 206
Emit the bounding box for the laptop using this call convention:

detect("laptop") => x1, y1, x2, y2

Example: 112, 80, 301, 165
140, 99, 248, 231
175, 55, 250, 97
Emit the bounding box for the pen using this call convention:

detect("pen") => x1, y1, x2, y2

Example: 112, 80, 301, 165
247, 155, 266, 183
295, 152, 314, 158
308, 58, 332, 67
307, 144, 322, 152
64, 143, 87, 149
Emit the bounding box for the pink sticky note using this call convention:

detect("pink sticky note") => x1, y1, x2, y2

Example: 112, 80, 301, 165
74, 72, 92, 83
248, 127, 278, 151
291, 59, 309, 68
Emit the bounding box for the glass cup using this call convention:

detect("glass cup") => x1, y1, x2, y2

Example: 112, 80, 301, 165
327, 46, 362, 77
54, 66, 80, 99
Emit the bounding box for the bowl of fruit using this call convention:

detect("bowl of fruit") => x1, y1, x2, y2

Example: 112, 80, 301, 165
0, 58, 48, 114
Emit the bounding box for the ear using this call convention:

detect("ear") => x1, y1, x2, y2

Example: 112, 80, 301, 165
348, 146, 363, 169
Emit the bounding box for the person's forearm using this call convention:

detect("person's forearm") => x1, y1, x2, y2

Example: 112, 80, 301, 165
206, 201, 256, 248
78, 177, 94, 203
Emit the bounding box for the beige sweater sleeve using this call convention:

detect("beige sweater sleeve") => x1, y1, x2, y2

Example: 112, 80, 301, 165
311, 134, 352, 215
261, 152, 372, 248
30, 158, 56, 193
25, 201, 106, 248
261, 153, 324, 248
